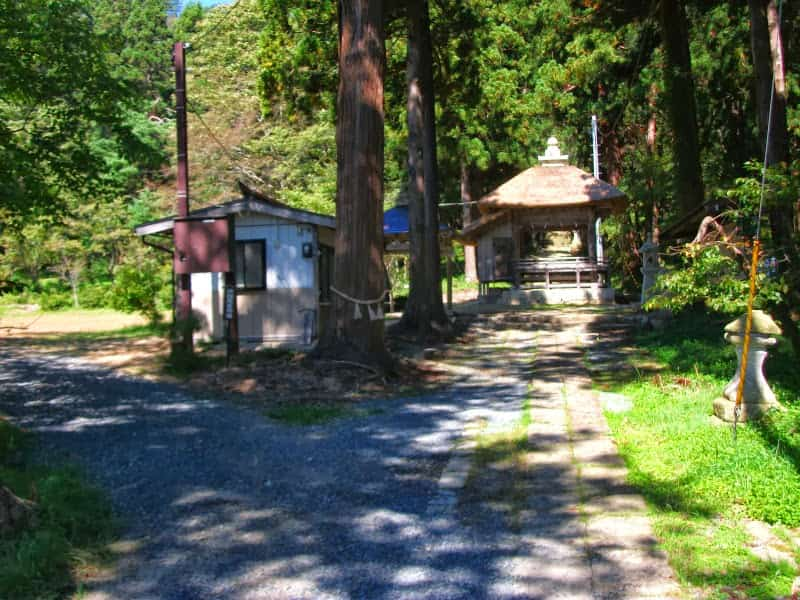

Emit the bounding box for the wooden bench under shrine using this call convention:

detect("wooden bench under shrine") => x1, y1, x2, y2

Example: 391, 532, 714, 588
512, 257, 609, 288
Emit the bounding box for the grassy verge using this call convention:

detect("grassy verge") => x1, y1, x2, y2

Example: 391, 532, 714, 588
39, 321, 170, 343
0, 418, 115, 599
602, 310, 800, 599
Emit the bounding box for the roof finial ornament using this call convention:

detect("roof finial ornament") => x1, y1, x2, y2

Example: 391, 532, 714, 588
538, 136, 569, 167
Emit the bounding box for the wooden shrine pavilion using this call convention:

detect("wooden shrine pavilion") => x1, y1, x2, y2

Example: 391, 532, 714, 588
459, 137, 627, 304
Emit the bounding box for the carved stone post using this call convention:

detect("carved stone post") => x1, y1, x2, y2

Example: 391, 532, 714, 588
713, 310, 783, 422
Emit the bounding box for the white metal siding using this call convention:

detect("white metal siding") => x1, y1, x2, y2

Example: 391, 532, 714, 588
235, 212, 317, 344
188, 212, 320, 346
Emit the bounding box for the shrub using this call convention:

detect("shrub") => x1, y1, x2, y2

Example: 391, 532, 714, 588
110, 263, 165, 322
38, 291, 72, 311
77, 281, 113, 309
646, 244, 783, 316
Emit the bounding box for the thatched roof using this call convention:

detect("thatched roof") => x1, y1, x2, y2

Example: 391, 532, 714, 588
478, 164, 627, 213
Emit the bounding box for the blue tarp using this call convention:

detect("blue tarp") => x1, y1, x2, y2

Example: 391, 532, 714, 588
383, 205, 450, 235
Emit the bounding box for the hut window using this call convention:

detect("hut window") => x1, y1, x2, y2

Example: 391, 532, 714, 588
235, 240, 266, 290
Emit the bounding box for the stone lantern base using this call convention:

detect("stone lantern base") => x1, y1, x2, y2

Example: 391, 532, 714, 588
712, 396, 780, 422
712, 311, 783, 423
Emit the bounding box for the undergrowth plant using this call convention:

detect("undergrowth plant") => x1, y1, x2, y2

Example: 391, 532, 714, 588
0, 418, 115, 599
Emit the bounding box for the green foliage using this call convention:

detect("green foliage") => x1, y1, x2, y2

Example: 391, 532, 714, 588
93, 0, 174, 107
172, 2, 205, 40
0, 0, 162, 217
111, 262, 169, 322
78, 282, 114, 309
0, 420, 114, 600
38, 292, 73, 312
243, 114, 336, 214
647, 245, 752, 314
0, 419, 29, 464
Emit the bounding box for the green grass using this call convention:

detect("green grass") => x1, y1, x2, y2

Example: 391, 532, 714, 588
0, 418, 115, 599
602, 310, 800, 599
265, 403, 381, 425
42, 322, 170, 343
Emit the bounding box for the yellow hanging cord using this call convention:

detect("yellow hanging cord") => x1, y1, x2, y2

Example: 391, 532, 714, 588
733, 240, 760, 438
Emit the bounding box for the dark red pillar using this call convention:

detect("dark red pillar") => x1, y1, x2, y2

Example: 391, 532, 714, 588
173, 41, 193, 353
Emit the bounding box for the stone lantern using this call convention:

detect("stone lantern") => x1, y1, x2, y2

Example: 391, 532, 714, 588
639, 236, 660, 305
713, 310, 783, 422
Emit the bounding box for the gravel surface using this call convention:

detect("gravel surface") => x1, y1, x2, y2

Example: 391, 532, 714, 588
0, 319, 542, 600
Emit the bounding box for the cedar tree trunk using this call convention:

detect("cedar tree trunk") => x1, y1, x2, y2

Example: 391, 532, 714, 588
647, 83, 660, 244
659, 0, 705, 215
400, 0, 448, 336
748, 0, 800, 357
330, 0, 389, 362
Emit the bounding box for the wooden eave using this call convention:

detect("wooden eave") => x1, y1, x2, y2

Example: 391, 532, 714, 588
457, 209, 511, 245
134, 196, 336, 237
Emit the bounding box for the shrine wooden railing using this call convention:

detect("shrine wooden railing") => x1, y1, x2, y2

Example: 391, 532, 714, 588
512, 257, 609, 288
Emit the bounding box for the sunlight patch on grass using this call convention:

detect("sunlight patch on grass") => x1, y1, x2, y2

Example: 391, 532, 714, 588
601, 310, 800, 599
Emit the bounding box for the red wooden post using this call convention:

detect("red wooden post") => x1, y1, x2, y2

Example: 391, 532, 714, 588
173, 41, 193, 353
225, 215, 239, 358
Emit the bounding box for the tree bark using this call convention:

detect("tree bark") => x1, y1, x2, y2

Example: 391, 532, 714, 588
329, 0, 388, 363
659, 0, 705, 216
748, 0, 800, 358
647, 83, 660, 244
600, 118, 622, 186
461, 162, 478, 282
749, 0, 789, 166
399, 0, 449, 337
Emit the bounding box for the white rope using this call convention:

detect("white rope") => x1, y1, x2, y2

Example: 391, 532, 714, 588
330, 285, 387, 321
329, 285, 387, 305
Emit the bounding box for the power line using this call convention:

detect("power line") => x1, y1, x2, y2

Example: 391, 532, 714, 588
189, 0, 242, 46
187, 101, 267, 186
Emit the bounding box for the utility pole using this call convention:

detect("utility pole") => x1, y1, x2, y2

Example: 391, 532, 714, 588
173, 41, 193, 355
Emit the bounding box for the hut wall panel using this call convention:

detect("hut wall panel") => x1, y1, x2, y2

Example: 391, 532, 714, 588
233, 213, 317, 344
476, 221, 512, 282
190, 271, 224, 341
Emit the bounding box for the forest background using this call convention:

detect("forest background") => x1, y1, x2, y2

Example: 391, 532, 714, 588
1, 0, 798, 352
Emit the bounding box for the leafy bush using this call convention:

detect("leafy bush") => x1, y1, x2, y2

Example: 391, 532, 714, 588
110, 262, 167, 322
77, 281, 113, 309
38, 291, 72, 311
36, 277, 64, 295
646, 244, 783, 316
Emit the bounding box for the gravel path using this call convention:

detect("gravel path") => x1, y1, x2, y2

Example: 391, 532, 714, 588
0, 310, 678, 599
0, 317, 536, 599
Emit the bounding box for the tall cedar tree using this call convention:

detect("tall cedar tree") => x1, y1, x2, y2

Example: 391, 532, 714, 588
748, 0, 800, 356
329, 0, 390, 363
659, 0, 705, 215
400, 0, 449, 336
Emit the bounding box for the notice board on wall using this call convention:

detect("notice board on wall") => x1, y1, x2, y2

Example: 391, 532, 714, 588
174, 217, 230, 274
